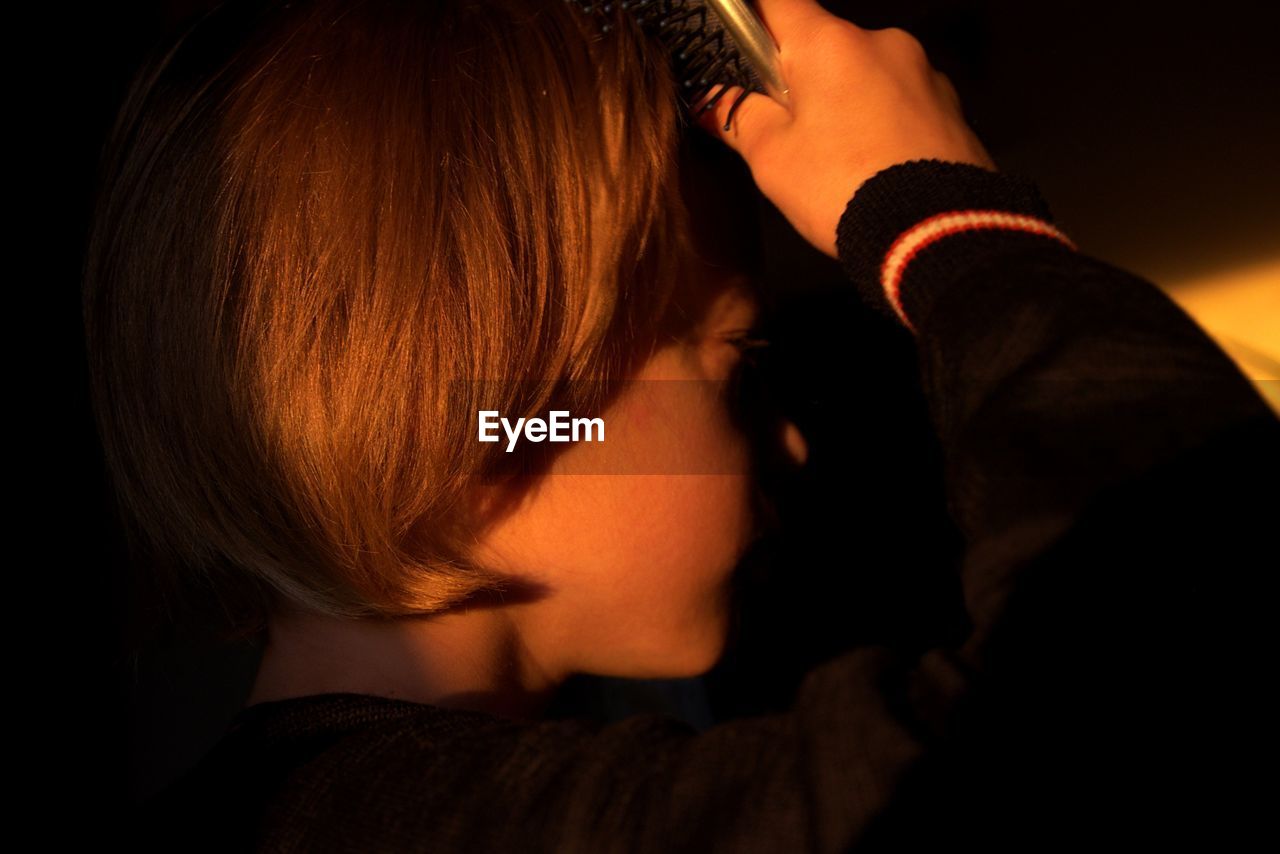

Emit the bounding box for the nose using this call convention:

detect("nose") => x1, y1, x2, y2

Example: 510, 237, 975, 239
779, 418, 808, 467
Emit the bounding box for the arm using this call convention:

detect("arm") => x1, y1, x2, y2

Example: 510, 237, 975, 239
825, 157, 1280, 847
622, 161, 1273, 851
643, 161, 1274, 850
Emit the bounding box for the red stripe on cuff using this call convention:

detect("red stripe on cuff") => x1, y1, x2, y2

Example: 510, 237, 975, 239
880, 210, 1078, 331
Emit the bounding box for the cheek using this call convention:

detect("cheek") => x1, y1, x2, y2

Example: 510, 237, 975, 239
551, 373, 758, 622
605, 384, 758, 596
642, 350, 757, 562
612, 343, 753, 475
628, 474, 755, 581
577, 471, 753, 672
469, 339, 761, 673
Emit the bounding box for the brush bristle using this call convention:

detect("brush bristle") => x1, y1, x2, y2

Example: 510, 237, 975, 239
567, 0, 766, 128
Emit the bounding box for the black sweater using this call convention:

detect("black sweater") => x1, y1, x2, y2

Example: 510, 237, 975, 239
134, 159, 1280, 851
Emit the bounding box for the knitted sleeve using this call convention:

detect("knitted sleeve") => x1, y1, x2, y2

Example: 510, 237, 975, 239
835, 158, 1074, 331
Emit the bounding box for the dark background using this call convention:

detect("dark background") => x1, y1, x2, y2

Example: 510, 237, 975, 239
56, 0, 1278, 841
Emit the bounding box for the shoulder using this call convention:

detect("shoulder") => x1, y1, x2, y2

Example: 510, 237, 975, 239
127, 693, 700, 852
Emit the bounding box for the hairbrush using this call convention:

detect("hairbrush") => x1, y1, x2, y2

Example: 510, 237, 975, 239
567, 0, 790, 131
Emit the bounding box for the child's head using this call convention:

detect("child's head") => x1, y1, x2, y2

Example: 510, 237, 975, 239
85, 0, 767, 666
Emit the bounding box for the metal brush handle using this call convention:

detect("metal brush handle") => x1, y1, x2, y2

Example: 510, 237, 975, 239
707, 0, 790, 109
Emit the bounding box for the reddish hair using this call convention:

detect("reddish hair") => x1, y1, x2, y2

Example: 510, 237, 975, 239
82, 0, 713, 640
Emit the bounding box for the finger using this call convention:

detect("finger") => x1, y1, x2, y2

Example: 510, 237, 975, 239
752, 0, 838, 49
871, 25, 930, 66
751, 0, 870, 99
691, 83, 790, 157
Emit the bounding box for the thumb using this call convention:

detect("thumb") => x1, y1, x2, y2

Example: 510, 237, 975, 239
692, 84, 791, 160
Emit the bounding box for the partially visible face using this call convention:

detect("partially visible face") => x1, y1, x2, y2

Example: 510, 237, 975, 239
466, 260, 780, 680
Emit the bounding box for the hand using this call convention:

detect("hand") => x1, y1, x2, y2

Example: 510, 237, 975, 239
694, 0, 998, 260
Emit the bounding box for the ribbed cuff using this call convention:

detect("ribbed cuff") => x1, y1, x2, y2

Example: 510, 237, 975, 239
835, 159, 1076, 332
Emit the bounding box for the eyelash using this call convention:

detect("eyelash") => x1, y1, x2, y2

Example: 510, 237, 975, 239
721, 329, 772, 360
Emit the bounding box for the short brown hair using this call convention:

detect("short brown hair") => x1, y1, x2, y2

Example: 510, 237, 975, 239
82, 0, 710, 641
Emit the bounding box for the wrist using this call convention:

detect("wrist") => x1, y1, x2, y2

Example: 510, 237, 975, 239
834, 159, 1075, 332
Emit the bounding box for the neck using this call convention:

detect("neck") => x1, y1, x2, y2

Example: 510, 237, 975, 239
245, 605, 563, 722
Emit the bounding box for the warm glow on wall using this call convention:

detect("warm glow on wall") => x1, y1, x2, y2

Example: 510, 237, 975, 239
1161, 256, 1280, 415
